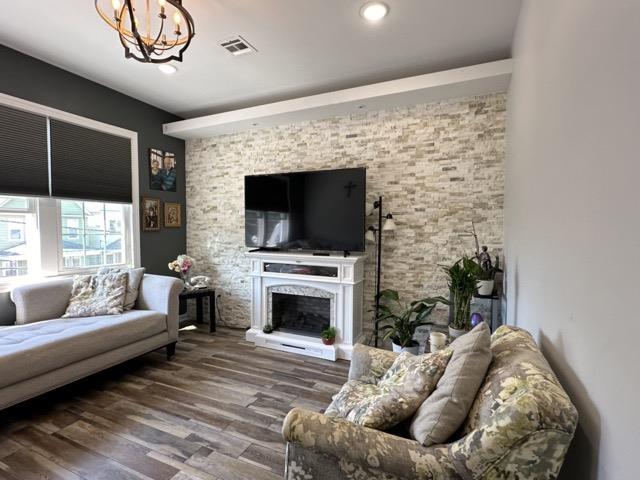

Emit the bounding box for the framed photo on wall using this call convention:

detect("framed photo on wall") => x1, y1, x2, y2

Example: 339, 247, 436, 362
164, 202, 182, 228
142, 197, 161, 231
149, 148, 177, 192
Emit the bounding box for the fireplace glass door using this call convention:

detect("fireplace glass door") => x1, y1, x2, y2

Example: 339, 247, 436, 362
271, 293, 330, 337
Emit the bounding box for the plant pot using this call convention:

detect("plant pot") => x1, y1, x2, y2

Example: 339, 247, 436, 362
321, 337, 335, 346
448, 326, 468, 340
392, 340, 419, 355
477, 279, 495, 296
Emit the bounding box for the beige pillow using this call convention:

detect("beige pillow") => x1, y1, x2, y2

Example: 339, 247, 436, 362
62, 272, 128, 318
97, 267, 145, 310
325, 348, 452, 430
409, 322, 492, 446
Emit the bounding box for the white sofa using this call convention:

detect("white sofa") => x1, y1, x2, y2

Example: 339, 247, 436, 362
0, 273, 183, 411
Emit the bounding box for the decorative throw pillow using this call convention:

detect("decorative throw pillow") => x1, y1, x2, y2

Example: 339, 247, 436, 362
97, 266, 145, 310
62, 272, 128, 318
348, 343, 398, 384
409, 322, 492, 446
325, 348, 452, 430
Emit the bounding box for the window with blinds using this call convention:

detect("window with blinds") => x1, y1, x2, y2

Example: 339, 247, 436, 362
0, 104, 49, 197
50, 120, 132, 203
0, 103, 133, 203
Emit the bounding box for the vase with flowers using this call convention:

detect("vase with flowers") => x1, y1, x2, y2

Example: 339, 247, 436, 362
168, 254, 195, 289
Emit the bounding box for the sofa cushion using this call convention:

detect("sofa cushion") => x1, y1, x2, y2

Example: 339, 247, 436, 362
98, 267, 145, 311
62, 272, 128, 318
348, 343, 397, 384
409, 322, 492, 446
325, 348, 452, 430
0, 310, 166, 388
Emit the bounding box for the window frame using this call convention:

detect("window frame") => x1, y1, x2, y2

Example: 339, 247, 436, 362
0, 92, 141, 288
0, 198, 38, 280
56, 199, 134, 275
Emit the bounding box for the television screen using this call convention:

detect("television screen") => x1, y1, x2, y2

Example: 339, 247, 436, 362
245, 168, 366, 252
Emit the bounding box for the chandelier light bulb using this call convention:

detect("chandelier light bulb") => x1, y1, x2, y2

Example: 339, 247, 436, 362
158, 0, 166, 6
111, 0, 121, 10
173, 11, 182, 25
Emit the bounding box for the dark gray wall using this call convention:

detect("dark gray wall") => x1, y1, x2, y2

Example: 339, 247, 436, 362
0, 45, 185, 324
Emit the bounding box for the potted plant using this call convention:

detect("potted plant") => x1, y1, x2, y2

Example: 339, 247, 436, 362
440, 256, 482, 339
320, 327, 337, 345
477, 268, 495, 296
262, 323, 273, 334
470, 222, 502, 296
375, 289, 439, 354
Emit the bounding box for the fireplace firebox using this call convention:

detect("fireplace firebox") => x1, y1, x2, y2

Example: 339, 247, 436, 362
271, 293, 330, 337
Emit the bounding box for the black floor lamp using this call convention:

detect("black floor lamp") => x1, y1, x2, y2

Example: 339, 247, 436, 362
366, 196, 396, 347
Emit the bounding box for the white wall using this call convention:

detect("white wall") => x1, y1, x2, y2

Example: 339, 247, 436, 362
505, 1, 640, 478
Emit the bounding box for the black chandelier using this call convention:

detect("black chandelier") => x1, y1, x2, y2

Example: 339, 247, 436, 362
95, 0, 195, 64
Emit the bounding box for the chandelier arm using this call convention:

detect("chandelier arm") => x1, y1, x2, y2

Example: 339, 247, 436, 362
149, 17, 166, 51
124, 0, 151, 61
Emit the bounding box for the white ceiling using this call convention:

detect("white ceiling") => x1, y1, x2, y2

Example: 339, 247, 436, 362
0, 0, 521, 119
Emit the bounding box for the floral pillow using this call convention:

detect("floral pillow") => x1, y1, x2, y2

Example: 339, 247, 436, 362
325, 348, 452, 430
97, 266, 145, 310
62, 272, 128, 318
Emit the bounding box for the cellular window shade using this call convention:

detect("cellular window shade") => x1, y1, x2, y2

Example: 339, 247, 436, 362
50, 119, 132, 203
0, 104, 49, 197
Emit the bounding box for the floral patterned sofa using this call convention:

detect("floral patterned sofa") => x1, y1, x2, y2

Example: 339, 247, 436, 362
282, 326, 578, 479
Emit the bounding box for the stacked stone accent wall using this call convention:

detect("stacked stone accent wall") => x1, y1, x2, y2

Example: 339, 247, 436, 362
186, 93, 506, 332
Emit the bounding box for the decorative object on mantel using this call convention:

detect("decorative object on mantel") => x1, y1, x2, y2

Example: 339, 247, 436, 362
470, 221, 502, 296
141, 197, 161, 231
164, 202, 182, 227
95, 0, 195, 64
321, 327, 337, 346
438, 256, 482, 339
366, 195, 397, 347
168, 254, 194, 287
262, 323, 273, 334
375, 289, 440, 354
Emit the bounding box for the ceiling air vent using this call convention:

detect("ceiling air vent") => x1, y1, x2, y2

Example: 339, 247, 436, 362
219, 36, 257, 56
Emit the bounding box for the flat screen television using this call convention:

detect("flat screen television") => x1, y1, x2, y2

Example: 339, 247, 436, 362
245, 167, 366, 252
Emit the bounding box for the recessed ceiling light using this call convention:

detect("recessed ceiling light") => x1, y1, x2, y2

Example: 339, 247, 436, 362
158, 64, 178, 75
360, 2, 389, 22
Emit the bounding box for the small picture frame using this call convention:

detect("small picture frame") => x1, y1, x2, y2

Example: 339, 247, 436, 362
164, 202, 182, 228
142, 197, 161, 232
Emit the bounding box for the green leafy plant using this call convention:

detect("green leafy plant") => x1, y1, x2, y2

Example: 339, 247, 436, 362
374, 289, 441, 347
262, 323, 273, 334
439, 256, 482, 330
320, 326, 337, 340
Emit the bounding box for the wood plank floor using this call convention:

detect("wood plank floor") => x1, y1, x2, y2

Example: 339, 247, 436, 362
0, 327, 349, 480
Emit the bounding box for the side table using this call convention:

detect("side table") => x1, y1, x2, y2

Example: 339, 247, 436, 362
179, 288, 216, 334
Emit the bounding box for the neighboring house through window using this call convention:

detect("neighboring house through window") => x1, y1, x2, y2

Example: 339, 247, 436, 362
0, 196, 132, 281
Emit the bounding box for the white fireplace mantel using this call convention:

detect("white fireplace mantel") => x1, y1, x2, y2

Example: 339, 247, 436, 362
245, 250, 367, 360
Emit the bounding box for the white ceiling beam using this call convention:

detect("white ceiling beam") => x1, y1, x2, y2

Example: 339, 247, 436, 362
163, 59, 512, 139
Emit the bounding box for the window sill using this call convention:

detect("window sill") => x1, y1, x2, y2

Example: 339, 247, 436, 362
0, 264, 134, 293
